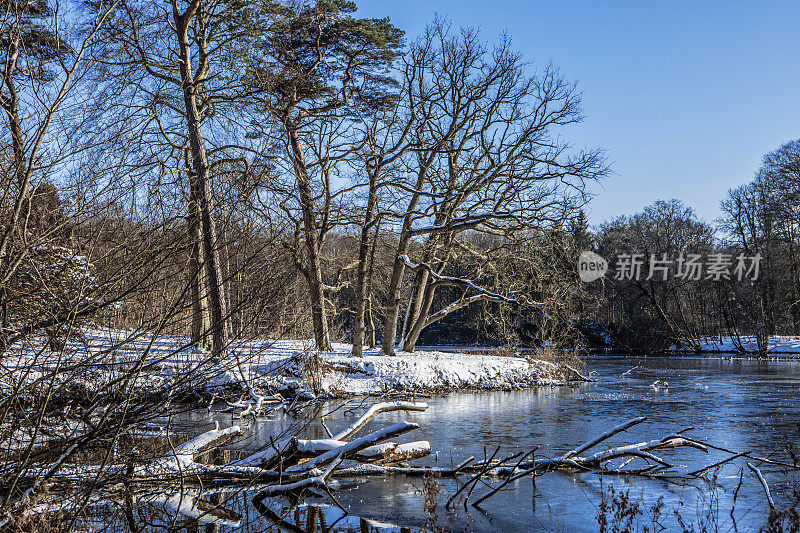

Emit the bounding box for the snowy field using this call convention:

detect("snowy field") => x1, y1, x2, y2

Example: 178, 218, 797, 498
0, 329, 572, 402
671, 335, 800, 354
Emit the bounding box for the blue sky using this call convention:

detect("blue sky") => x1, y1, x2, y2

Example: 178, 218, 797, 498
358, 1, 800, 225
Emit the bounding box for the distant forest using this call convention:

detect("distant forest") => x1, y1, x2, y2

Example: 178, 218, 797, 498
580, 139, 800, 353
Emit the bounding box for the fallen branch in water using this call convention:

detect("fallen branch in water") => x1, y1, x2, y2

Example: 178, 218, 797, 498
690, 450, 751, 477
559, 364, 597, 382
11, 408, 784, 528
6, 401, 432, 528
562, 417, 647, 459
333, 401, 429, 440
620, 365, 640, 377
748, 462, 775, 510
465, 418, 708, 506
228, 401, 428, 469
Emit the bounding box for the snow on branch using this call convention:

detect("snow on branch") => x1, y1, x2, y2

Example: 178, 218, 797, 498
332, 401, 428, 441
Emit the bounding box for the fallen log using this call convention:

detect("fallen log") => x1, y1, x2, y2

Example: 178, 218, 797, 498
5, 400, 432, 528
332, 401, 428, 440
229, 401, 428, 469
562, 417, 647, 459
289, 422, 420, 473
9, 406, 765, 530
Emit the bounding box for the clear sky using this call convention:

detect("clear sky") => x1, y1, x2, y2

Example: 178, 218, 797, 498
358, 1, 800, 225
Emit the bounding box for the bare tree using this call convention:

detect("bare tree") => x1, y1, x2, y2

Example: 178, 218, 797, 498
86, 0, 273, 356
349, 88, 422, 356
0, 0, 122, 351
380, 21, 604, 354
168, 0, 230, 358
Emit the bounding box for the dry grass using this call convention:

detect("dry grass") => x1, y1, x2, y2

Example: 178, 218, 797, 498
531, 344, 586, 370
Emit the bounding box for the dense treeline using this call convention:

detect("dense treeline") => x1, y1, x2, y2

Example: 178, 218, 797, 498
1, 0, 603, 360
4, 0, 797, 360
583, 140, 800, 354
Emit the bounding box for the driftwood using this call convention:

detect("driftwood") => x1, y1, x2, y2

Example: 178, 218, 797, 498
559, 364, 598, 382
443, 417, 710, 508
562, 416, 647, 459
690, 450, 751, 477
6, 401, 433, 528
228, 400, 428, 469
9, 408, 786, 527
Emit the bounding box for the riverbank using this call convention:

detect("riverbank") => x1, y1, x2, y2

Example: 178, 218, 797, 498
1, 329, 580, 403
670, 335, 800, 354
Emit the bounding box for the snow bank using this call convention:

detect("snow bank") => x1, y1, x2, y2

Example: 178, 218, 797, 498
216, 340, 567, 396
0, 329, 571, 402
671, 335, 800, 354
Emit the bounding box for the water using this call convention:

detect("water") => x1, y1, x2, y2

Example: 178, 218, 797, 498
172, 356, 800, 532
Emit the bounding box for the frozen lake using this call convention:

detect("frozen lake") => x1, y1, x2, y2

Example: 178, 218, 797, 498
164, 355, 800, 531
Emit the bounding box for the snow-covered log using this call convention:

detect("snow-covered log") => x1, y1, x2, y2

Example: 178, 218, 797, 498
357, 440, 432, 464
255, 457, 343, 497
231, 401, 429, 468
748, 462, 775, 510
172, 423, 241, 457
332, 401, 428, 440
562, 417, 647, 459
289, 422, 420, 472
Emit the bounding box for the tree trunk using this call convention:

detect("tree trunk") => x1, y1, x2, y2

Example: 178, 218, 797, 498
382, 199, 425, 354
188, 194, 211, 350
400, 269, 429, 348
0, 42, 32, 267
285, 121, 331, 351
352, 177, 378, 357
365, 222, 380, 349
399, 232, 444, 351
173, 1, 229, 358
382, 164, 439, 355
383, 251, 409, 355
402, 278, 436, 352
4, 70, 25, 190
366, 296, 376, 348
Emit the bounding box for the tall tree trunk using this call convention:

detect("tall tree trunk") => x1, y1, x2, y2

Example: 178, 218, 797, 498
352, 177, 378, 357
383, 240, 411, 356
382, 162, 434, 355
3, 57, 25, 190
0, 42, 32, 267
366, 296, 376, 348
402, 279, 436, 352
188, 193, 211, 350
285, 121, 331, 351
399, 230, 443, 351
365, 222, 380, 349
173, 0, 229, 358
399, 269, 428, 348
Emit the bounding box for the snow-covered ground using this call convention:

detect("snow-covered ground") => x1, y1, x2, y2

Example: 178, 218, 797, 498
0, 329, 572, 402
227, 340, 567, 395
671, 335, 800, 354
